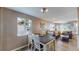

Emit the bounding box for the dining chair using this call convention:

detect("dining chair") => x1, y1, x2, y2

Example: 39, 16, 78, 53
28, 33, 34, 51
46, 39, 55, 51
32, 34, 41, 51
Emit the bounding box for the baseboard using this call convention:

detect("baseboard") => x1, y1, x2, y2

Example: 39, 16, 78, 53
11, 44, 28, 51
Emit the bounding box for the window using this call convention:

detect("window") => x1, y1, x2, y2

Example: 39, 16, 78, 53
47, 23, 55, 31
17, 17, 32, 36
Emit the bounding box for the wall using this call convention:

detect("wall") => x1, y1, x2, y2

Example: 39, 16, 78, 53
0, 8, 3, 50
32, 19, 41, 34
0, 8, 1, 50
0, 7, 43, 50
32, 19, 48, 35
77, 8, 79, 48
76, 8, 79, 36
2, 8, 28, 50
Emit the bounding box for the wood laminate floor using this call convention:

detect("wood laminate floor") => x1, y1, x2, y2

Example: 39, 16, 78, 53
55, 38, 79, 51
19, 36, 79, 51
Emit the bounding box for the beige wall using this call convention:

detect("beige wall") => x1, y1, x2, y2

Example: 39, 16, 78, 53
32, 19, 41, 34
78, 8, 79, 35
0, 8, 43, 50
0, 8, 4, 50
2, 8, 28, 50
0, 8, 1, 50
32, 18, 48, 35
0, 8, 2, 50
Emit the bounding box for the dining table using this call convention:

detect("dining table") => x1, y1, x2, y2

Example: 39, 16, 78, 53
39, 35, 55, 51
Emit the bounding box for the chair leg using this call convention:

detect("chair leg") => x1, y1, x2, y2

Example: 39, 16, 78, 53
28, 44, 33, 51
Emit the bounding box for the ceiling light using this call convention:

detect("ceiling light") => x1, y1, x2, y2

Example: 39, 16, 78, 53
41, 8, 48, 13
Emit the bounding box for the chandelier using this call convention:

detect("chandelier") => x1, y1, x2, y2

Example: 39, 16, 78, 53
40, 8, 48, 19
41, 8, 48, 14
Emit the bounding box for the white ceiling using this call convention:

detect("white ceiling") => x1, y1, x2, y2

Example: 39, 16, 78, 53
7, 7, 78, 23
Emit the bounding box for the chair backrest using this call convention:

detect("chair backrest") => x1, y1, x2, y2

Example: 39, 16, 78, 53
32, 34, 40, 49
32, 35, 40, 44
